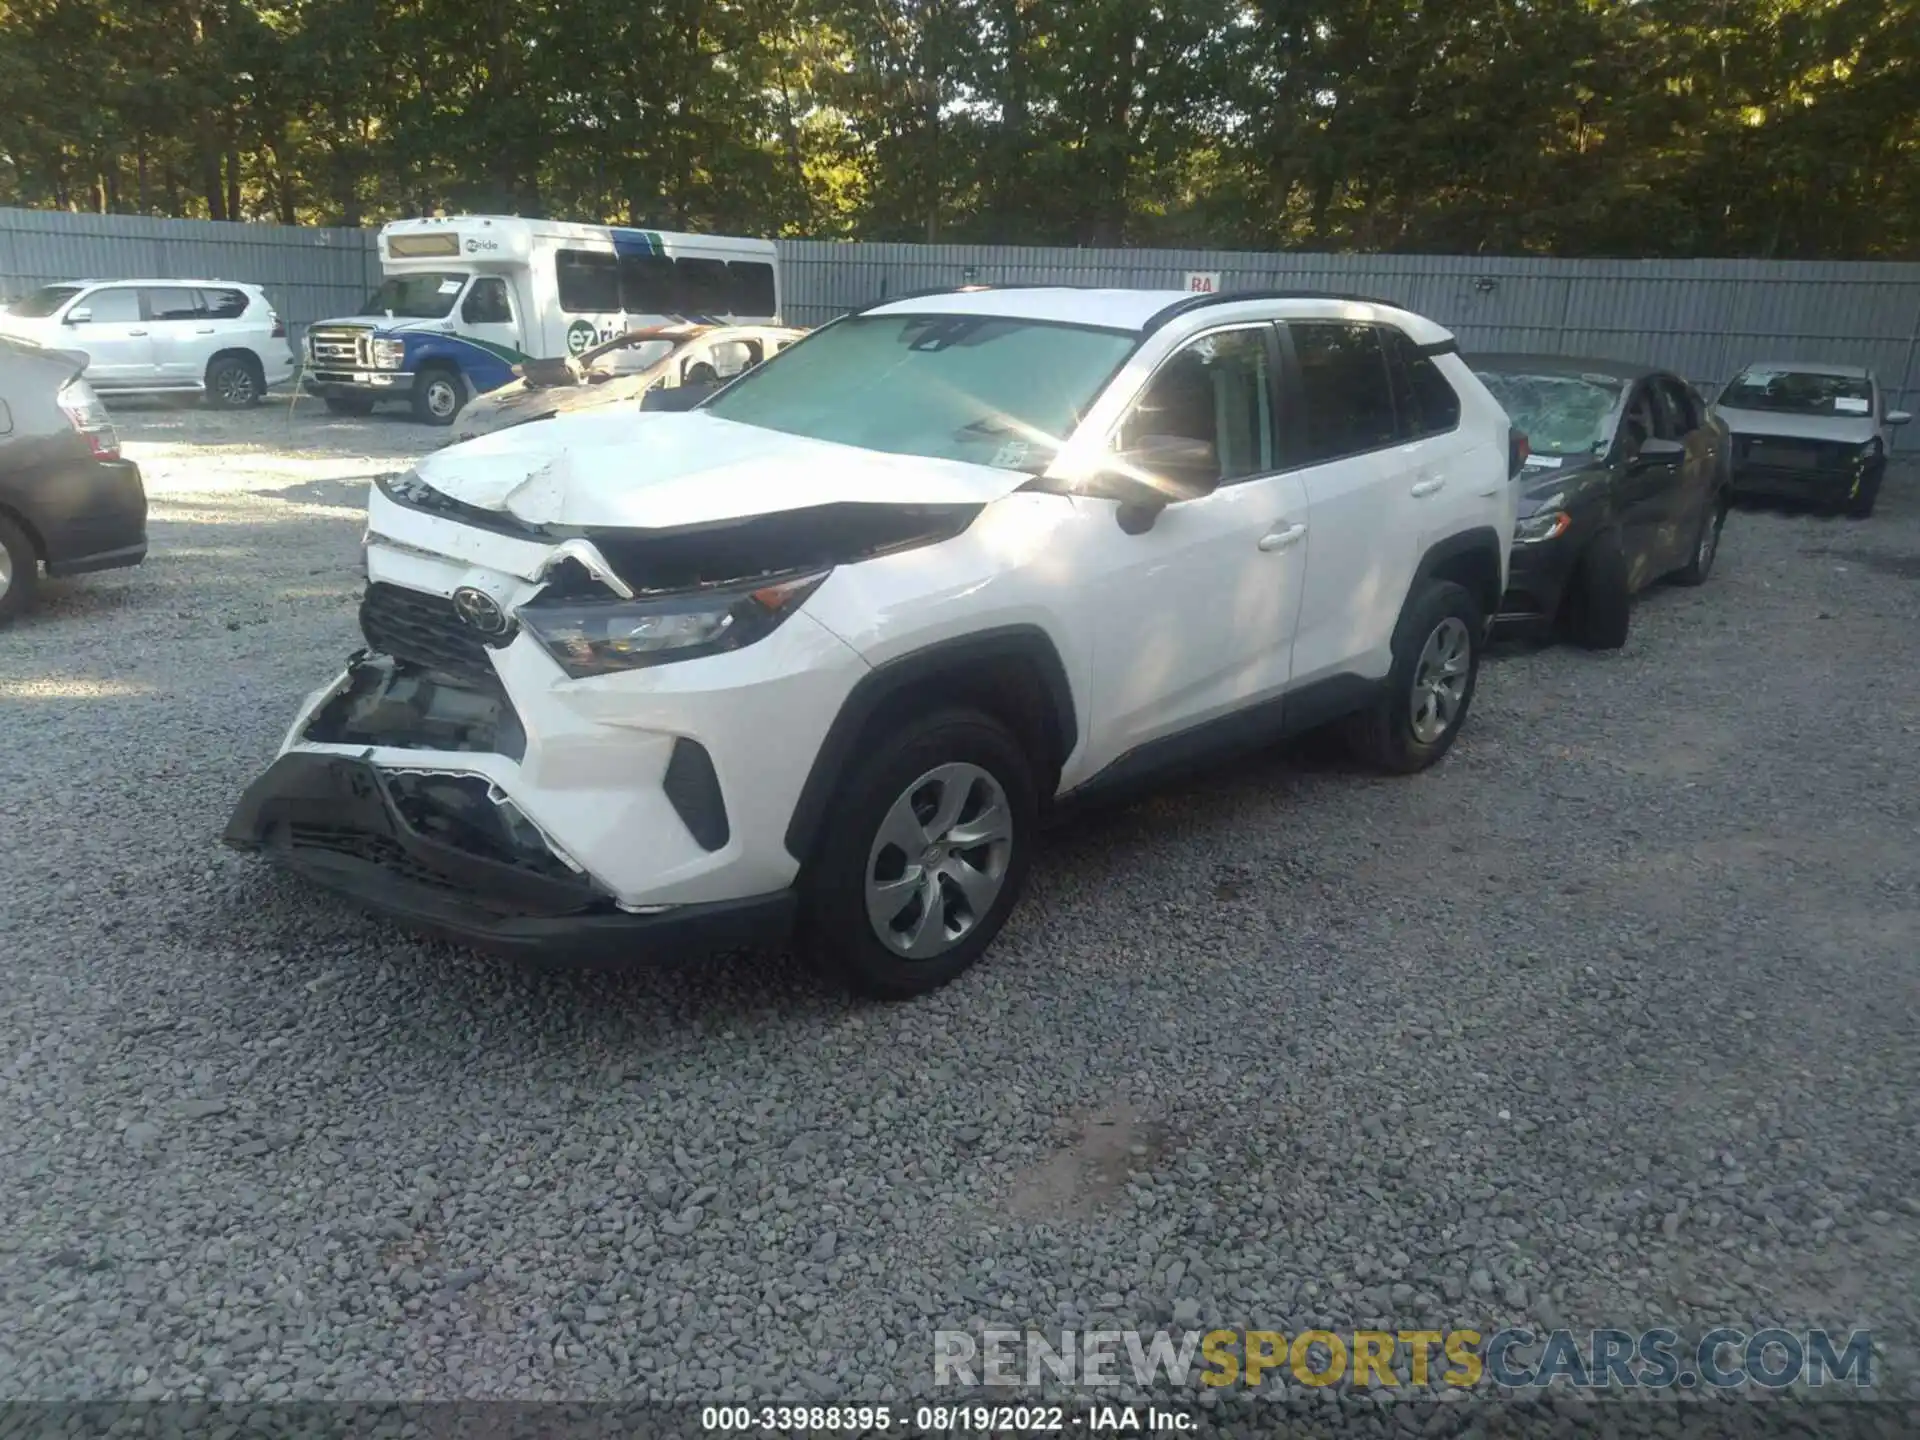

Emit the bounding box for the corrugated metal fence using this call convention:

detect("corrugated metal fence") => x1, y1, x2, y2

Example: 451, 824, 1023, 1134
6, 210, 1918, 445
0, 207, 378, 346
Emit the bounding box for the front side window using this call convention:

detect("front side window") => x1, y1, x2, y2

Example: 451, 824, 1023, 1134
1719, 368, 1874, 417
462, 277, 512, 326
1473, 368, 1624, 458
144, 287, 202, 322
1288, 321, 1398, 462
1652, 376, 1698, 437
701, 313, 1137, 473
363, 272, 468, 320
6, 284, 82, 318
75, 287, 142, 324
1117, 327, 1275, 483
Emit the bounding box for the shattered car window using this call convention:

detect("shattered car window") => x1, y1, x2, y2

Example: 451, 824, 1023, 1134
1718, 370, 1873, 417
701, 315, 1137, 472
1474, 370, 1623, 457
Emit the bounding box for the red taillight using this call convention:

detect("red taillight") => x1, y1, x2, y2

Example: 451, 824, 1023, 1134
271, 314, 287, 339
58, 379, 120, 460
1508, 426, 1530, 477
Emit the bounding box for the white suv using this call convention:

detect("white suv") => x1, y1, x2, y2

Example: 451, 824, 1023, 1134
226, 288, 1520, 997
0, 280, 295, 407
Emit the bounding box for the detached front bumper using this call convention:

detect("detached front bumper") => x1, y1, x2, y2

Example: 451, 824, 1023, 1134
1730, 456, 1881, 504
223, 752, 795, 961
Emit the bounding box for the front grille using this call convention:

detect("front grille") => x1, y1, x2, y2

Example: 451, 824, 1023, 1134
1737, 436, 1860, 472
286, 822, 458, 892
359, 583, 498, 687
308, 324, 370, 369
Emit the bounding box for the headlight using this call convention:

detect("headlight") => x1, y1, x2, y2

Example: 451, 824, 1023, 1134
1514, 510, 1572, 545
518, 570, 831, 678
1859, 437, 1883, 460
371, 337, 407, 370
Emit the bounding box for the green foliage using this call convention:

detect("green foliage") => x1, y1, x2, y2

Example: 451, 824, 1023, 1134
0, 0, 1914, 256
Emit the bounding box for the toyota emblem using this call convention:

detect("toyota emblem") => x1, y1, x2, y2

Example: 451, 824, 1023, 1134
451, 586, 510, 636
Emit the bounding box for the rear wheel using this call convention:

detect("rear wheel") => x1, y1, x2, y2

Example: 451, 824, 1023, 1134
800, 708, 1037, 999
1671, 493, 1727, 586
1559, 531, 1631, 650
411, 367, 466, 426
1343, 579, 1483, 775
0, 512, 40, 624
204, 355, 262, 409
324, 395, 376, 416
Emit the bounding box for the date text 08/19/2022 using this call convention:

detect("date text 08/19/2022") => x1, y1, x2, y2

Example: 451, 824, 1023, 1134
700, 1404, 1195, 1432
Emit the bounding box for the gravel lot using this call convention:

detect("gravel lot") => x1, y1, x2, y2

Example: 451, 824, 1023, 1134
1, 399, 1916, 1419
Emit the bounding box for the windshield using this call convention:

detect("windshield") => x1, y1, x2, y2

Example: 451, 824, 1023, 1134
5, 284, 83, 318
1475, 369, 1624, 457
700, 314, 1138, 471
1718, 369, 1874, 417
361, 272, 469, 320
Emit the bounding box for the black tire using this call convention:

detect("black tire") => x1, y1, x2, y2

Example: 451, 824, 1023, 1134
324, 395, 376, 416
1845, 464, 1884, 520
1559, 531, 1631, 650
411, 367, 467, 427
1671, 492, 1727, 586
799, 707, 1038, 1000
0, 511, 41, 624
204, 354, 263, 409
1342, 578, 1483, 775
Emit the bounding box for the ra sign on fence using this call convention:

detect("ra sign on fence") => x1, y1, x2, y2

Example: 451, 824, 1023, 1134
1184, 271, 1223, 294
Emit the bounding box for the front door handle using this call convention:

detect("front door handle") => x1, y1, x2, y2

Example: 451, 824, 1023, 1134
1410, 476, 1445, 498
195, 326, 216, 334
127, 328, 149, 336
1258, 521, 1308, 552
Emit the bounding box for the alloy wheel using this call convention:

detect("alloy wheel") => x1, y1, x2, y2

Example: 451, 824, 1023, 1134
219, 366, 256, 404
1410, 616, 1472, 744
0, 545, 12, 602
864, 762, 1014, 960
1698, 508, 1721, 572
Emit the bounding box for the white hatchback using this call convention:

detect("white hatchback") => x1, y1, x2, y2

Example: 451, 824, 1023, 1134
0, 280, 295, 407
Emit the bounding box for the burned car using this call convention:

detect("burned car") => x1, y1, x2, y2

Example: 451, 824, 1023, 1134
443, 322, 806, 446
1712, 361, 1909, 518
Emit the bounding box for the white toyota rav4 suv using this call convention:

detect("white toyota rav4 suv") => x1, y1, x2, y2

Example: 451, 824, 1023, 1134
0, 280, 295, 406
227, 287, 1520, 997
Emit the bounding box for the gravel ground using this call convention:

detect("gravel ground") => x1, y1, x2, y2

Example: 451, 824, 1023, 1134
1, 400, 1916, 1420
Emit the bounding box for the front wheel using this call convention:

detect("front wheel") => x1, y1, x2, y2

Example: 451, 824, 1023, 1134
411, 368, 466, 427
800, 708, 1037, 999
1845, 464, 1884, 519
1343, 579, 1483, 775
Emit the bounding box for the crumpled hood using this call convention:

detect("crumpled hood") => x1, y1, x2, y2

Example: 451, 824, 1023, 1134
411, 408, 1034, 529
1712, 404, 1876, 443
448, 374, 656, 448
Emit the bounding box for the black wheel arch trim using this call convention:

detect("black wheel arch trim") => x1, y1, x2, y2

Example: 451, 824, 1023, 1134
1409, 525, 1505, 620
783, 625, 1077, 865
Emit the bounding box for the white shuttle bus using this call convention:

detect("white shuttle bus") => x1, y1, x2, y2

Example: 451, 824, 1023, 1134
302, 215, 780, 426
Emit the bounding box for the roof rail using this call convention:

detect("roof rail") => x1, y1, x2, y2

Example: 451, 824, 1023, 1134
1141, 288, 1402, 334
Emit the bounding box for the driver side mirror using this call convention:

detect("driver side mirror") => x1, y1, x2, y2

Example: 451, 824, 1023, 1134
1095, 435, 1220, 532
1889, 410, 1912, 427
64, 307, 92, 325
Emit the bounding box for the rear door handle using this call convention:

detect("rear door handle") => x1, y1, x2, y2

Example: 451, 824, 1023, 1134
127, 328, 148, 336
1410, 476, 1445, 498
195, 326, 216, 334
1258, 521, 1308, 552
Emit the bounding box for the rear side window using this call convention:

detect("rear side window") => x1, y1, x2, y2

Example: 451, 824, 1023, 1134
199, 288, 250, 320
556, 249, 620, 313
1288, 321, 1398, 462
1382, 328, 1461, 438
730, 261, 777, 316
77, 287, 141, 323
675, 258, 733, 314
144, 287, 203, 321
